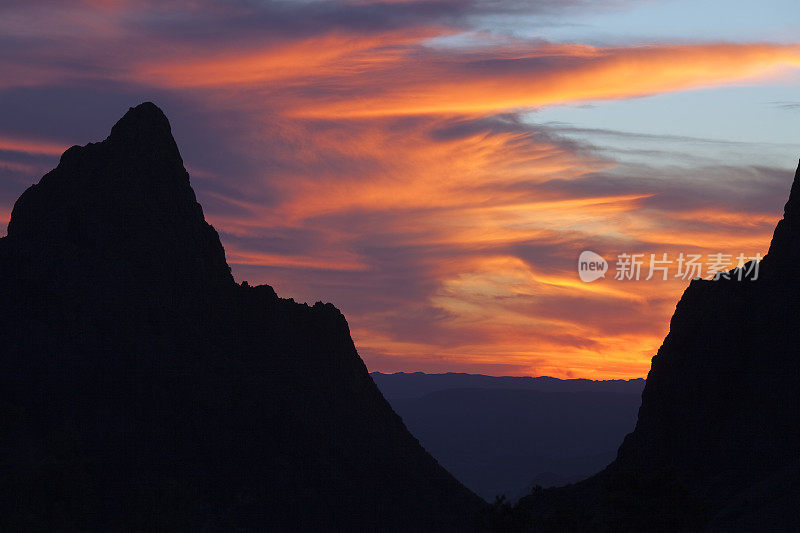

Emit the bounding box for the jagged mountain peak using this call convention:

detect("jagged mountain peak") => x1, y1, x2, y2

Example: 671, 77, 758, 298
108, 102, 174, 145
779, 159, 800, 219
515, 158, 800, 531
5, 102, 232, 289
765, 160, 800, 266
0, 103, 481, 531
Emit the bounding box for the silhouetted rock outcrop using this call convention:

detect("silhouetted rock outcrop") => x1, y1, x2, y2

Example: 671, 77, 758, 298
0, 103, 481, 531
507, 162, 800, 532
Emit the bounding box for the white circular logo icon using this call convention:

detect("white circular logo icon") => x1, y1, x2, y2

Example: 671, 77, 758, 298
578, 251, 608, 282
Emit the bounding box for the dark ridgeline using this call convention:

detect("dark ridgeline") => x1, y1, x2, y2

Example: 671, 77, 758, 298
0, 103, 482, 531
370, 371, 646, 400
496, 162, 800, 532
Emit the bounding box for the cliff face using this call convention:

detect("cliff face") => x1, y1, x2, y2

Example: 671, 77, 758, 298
606, 162, 800, 529
616, 162, 800, 480
0, 103, 481, 531
511, 162, 800, 532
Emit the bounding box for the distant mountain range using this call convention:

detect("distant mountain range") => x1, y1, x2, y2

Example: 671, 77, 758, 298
371, 371, 645, 399
371, 372, 644, 500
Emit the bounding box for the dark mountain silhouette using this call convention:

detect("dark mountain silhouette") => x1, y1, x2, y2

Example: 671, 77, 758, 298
388, 388, 640, 500
0, 103, 482, 531
371, 371, 645, 400
497, 161, 800, 532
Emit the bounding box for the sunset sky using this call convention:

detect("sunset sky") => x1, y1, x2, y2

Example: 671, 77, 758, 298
1, 0, 799, 378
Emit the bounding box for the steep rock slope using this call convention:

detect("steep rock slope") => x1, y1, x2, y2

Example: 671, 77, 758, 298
0, 103, 481, 531
510, 161, 800, 532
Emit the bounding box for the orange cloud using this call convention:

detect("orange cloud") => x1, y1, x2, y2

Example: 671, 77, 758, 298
135, 33, 800, 119
2, 1, 795, 379
210, 107, 782, 379
225, 248, 367, 272
295, 43, 800, 117
0, 136, 67, 156
137, 30, 440, 87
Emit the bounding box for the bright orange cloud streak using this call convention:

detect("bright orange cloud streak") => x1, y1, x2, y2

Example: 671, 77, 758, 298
0, 136, 67, 156
136, 35, 800, 119
297, 43, 800, 116
208, 106, 783, 379
137, 30, 440, 87
226, 249, 367, 272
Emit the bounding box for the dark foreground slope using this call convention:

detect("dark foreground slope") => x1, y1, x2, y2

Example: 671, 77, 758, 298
0, 103, 481, 531
382, 385, 641, 500
391, 388, 640, 500
502, 162, 800, 532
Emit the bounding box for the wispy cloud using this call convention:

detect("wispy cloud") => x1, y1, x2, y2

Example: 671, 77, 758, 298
0, 0, 797, 377
769, 100, 800, 110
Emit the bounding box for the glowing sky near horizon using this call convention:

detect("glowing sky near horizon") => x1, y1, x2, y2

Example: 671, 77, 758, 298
1, 0, 799, 378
